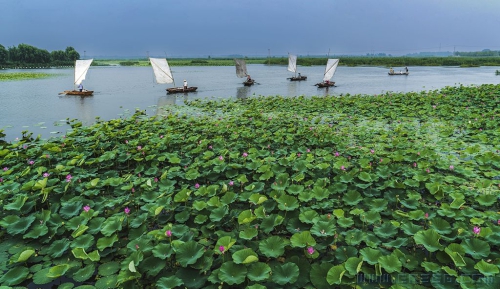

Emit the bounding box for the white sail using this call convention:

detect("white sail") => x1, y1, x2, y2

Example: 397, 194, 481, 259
150, 58, 174, 84
234, 59, 248, 78
287, 54, 297, 73
74, 59, 93, 85
323, 59, 339, 82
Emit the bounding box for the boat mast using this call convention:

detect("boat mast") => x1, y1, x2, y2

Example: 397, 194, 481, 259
74, 60, 76, 91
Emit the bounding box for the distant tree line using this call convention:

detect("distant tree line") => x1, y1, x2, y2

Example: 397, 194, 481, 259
0, 43, 80, 68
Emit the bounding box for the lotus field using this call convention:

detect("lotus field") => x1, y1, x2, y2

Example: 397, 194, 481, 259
1, 84, 500, 289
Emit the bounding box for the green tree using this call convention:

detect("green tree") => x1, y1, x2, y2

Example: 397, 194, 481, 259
0, 44, 7, 64
65, 46, 80, 61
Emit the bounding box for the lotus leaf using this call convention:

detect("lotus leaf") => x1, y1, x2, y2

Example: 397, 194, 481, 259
271, 262, 300, 285
290, 231, 316, 248
232, 248, 259, 264
461, 238, 490, 259
311, 221, 336, 237
259, 236, 285, 258
7, 215, 36, 235
309, 263, 334, 289
218, 261, 247, 285
326, 264, 346, 285
156, 276, 183, 289
344, 257, 363, 276
98, 262, 120, 276
360, 247, 382, 265
260, 214, 284, 233
277, 194, 299, 211
95, 275, 117, 289
239, 227, 258, 240
414, 229, 444, 252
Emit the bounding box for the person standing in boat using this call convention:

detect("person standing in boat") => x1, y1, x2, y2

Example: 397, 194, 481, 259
78, 83, 83, 92
405, 66, 409, 73
246, 74, 252, 82
390, 67, 394, 74
183, 79, 188, 90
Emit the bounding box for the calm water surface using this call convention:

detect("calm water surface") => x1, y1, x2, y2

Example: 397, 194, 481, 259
1, 65, 499, 141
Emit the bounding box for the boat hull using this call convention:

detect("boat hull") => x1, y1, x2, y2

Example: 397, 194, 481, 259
288, 76, 307, 81
63, 90, 94, 96
388, 72, 409, 75
315, 82, 335, 88
166, 87, 198, 94
243, 80, 255, 86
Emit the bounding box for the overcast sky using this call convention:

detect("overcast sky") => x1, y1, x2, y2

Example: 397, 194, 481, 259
1, 0, 499, 58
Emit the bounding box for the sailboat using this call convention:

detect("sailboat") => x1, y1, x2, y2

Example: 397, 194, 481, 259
149, 57, 197, 93
315, 59, 339, 88
286, 54, 307, 81
234, 59, 255, 86
61, 59, 94, 96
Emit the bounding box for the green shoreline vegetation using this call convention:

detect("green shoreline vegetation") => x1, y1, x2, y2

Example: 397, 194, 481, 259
1, 84, 499, 288
0, 72, 56, 81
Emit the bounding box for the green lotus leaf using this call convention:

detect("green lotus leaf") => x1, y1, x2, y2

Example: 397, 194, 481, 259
429, 218, 452, 234
311, 186, 330, 201
58, 282, 75, 289
271, 262, 299, 285
474, 260, 499, 276
247, 262, 271, 282
461, 238, 490, 259
366, 199, 388, 212
97, 234, 118, 251
421, 261, 441, 272
16, 248, 35, 263
215, 236, 236, 253
476, 194, 496, 206
220, 191, 236, 205
209, 206, 228, 222
218, 261, 247, 285
194, 215, 208, 224
73, 264, 95, 282
363, 211, 381, 224
345, 257, 363, 275
100, 216, 123, 237
7, 215, 36, 235
239, 227, 258, 240
290, 231, 316, 248
332, 209, 344, 218
71, 225, 89, 238
383, 238, 408, 249
331, 182, 347, 193
414, 229, 444, 252
246, 284, 267, 289
4, 195, 28, 211
72, 234, 95, 250
98, 262, 120, 276
358, 172, 373, 182
152, 243, 173, 259
287, 184, 304, 195
378, 253, 402, 273
130, 213, 148, 228
174, 188, 191, 203
176, 240, 204, 267
47, 264, 71, 278
342, 190, 363, 205
192, 200, 207, 210
339, 173, 354, 183
249, 194, 267, 205
73, 285, 97, 289
360, 247, 382, 265
444, 247, 466, 267
277, 194, 299, 211
0, 266, 29, 286
156, 276, 183, 289
344, 229, 366, 246
238, 209, 256, 225
260, 214, 284, 233
309, 263, 333, 289
311, 221, 336, 237
326, 264, 346, 285
373, 222, 398, 239
259, 236, 285, 258
299, 210, 319, 224
337, 217, 354, 228
450, 198, 466, 209
232, 248, 259, 264
95, 275, 117, 289
59, 201, 83, 219
32, 267, 56, 285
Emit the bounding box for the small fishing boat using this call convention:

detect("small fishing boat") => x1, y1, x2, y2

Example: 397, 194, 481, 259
287, 54, 307, 81
315, 59, 339, 87
235, 59, 255, 86
60, 59, 94, 96
150, 57, 197, 94
388, 71, 409, 76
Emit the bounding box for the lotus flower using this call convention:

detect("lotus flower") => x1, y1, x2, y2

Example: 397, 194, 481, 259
0, 178, 3, 182
124, 207, 130, 214
219, 156, 223, 161
43, 173, 50, 178
335, 152, 339, 157
307, 148, 311, 152
297, 153, 301, 157
219, 246, 225, 254
307, 247, 315, 255
131, 188, 135, 193
473, 226, 481, 235
209, 145, 213, 149
195, 183, 200, 189
426, 169, 430, 173
229, 181, 234, 186
341, 166, 345, 171
66, 174, 72, 182
83, 205, 90, 212
449, 165, 454, 171
425, 213, 429, 219
242, 152, 248, 157
137, 146, 142, 150
154, 177, 158, 182
413, 162, 417, 167
28, 160, 34, 165
370, 149, 374, 154
166, 230, 172, 237
3, 167, 8, 171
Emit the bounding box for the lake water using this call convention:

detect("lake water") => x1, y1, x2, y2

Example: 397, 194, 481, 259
1, 65, 499, 141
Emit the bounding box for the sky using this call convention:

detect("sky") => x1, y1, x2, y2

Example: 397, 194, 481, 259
1, 0, 500, 58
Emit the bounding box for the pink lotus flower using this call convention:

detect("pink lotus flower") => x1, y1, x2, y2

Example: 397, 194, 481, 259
3, 167, 8, 171
497, 220, 500, 225
380, 158, 383, 163
425, 213, 429, 219
417, 152, 420, 155
195, 183, 200, 189
413, 162, 417, 168
154, 177, 158, 182
335, 152, 339, 157
219, 245, 225, 254
160, 135, 164, 138
449, 165, 454, 171
135, 244, 139, 249
341, 166, 346, 171
297, 153, 301, 157
473, 226, 481, 235
66, 174, 72, 182
0, 178, 3, 182
137, 146, 142, 150
219, 156, 223, 161
229, 181, 234, 186
83, 205, 90, 212
307, 149, 311, 152
242, 152, 248, 157
209, 145, 213, 149
124, 207, 130, 214
43, 173, 50, 178
28, 160, 34, 165
426, 169, 430, 173
307, 247, 315, 255
125, 140, 129, 144
166, 230, 172, 237
370, 149, 374, 154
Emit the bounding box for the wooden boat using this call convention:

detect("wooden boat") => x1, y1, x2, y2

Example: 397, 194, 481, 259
287, 54, 307, 81
60, 90, 94, 96
235, 59, 256, 86
166, 87, 198, 94
315, 59, 339, 87
243, 79, 255, 86
388, 72, 409, 76
150, 57, 198, 94
60, 59, 94, 96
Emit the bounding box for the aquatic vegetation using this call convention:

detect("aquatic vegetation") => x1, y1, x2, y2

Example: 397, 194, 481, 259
0, 84, 500, 288
0, 72, 54, 81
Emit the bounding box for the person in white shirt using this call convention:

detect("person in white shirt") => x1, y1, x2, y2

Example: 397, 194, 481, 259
183, 80, 188, 90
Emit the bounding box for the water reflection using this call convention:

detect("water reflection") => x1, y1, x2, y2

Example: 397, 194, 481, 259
156, 94, 188, 115
236, 86, 251, 99
287, 81, 298, 97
